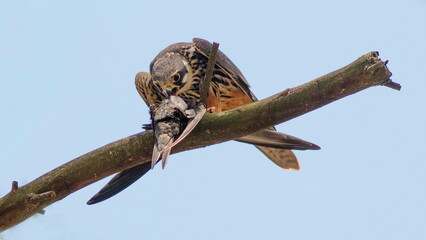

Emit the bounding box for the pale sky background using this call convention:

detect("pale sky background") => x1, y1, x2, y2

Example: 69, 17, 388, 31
1, 0, 425, 239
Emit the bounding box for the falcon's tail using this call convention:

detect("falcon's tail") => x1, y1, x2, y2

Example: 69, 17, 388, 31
256, 147, 300, 170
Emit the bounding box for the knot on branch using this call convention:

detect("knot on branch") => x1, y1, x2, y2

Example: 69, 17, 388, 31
26, 191, 56, 204
11, 181, 18, 193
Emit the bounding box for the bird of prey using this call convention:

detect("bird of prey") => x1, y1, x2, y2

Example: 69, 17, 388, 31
148, 38, 319, 168
87, 38, 319, 205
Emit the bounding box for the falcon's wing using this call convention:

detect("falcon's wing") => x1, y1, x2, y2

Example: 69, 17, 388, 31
192, 38, 321, 170
87, 72, 163, 205
135, 72, 165, 110
236, 130, 320, 150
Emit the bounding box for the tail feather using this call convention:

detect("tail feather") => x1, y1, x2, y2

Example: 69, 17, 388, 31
256, 146, 300, 170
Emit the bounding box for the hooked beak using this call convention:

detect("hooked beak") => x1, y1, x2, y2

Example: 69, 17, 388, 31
162, 84, 179, 97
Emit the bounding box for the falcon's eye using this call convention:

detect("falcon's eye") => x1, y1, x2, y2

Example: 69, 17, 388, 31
172, 73, 181, 82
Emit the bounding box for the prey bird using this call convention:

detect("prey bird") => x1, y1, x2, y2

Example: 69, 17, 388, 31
151, 95, 206, 169
87, 38, 319, 205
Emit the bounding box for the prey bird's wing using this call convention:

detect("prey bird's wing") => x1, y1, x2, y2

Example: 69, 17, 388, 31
156, 103, 206, 168
87, 162, 151, 205
236, 130, 320, 150
167, 105, 207, 150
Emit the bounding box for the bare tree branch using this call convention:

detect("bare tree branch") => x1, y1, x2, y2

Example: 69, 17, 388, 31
0, 51, 398, 231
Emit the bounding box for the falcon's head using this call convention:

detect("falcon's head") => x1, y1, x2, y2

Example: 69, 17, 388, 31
150, 54, 192, 97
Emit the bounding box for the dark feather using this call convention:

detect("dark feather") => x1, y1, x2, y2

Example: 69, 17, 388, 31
236, 130, 320, 150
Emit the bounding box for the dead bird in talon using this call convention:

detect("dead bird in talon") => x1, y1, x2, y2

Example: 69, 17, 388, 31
150, 95, 206, 169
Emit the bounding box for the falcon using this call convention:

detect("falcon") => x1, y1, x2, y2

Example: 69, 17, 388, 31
87, 39, 319, 205
148, 38, 319, 167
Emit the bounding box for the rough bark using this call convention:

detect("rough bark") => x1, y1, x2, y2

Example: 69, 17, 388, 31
0, 51, 398, 231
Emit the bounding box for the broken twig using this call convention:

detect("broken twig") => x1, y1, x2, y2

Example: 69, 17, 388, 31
199, 42, 220, 106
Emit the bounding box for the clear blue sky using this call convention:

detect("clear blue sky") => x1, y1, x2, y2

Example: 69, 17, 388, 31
1, 0, 425, 239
